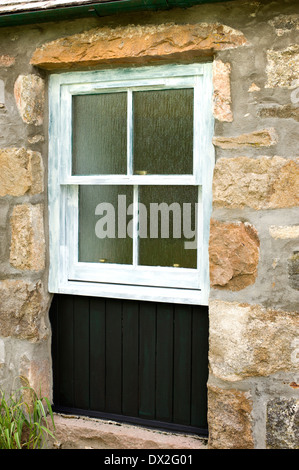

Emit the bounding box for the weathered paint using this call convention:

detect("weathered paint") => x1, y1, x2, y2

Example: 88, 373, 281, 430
48, 63, 214, 305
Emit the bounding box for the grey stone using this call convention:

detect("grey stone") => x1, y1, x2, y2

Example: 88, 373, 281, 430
266, 398, 299, 449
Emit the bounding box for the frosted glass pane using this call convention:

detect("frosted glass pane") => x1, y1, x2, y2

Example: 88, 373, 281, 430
133, 89, 193, 175
79, 185, 133, 264
138, 186, 197, 268
72, 93, 127, 175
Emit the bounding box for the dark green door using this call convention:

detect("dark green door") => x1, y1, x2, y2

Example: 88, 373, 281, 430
49, 294, 208, 435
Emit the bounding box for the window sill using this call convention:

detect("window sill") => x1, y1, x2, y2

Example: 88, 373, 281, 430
50, 280, 209, 306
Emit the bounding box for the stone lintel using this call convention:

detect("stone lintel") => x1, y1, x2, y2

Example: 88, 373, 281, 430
30, 23, 249, 70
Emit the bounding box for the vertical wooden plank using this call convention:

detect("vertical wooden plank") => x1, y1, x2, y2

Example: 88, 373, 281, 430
139, 302, 156, 419
191, 306, 209, 429
122, 300, 139, 417
57, 295, 74, 408
105, 299, 122, 413
73, 296, 90, 409
89, 297, 106, 411
173, 304, 192, 425
155, 303, 173, 422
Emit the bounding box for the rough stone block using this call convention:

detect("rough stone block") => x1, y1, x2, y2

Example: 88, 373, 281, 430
0, 280, 50, 342
269, 159, 299, 208
48, 414, 207, 450
269, 15, 299, 36
207, 385, 254, 449
209, 219, 260, 291
266, 45, 299, 88
209, 300, 299, 382
248, 83, 261, 92
0, 55, 15, 67
212, 129, 278, 149
14, 74, 45, 125
20, 356, 51, 402
212, 59, 233, 122
258, 104, 299, 121
30, 23, 248, 70
212, 156, 299, 210
269, 225, 299, 239
29, 150, 44, 195
266, 398, 299, 449
0, 147, 44, 197
10, 203, 45, 271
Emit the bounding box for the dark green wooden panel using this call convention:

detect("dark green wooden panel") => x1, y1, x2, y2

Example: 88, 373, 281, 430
89, 298, 106, 411
173, 304, 192, 425
155, 303, 173, 422
122, 301, 139, 417
191, 306, 209, 428
139, 302, 156, 419
49, 295, 208, 434
50, 296, 59, 406
57, 295, 74, 408
73, 296, 90, 409
105, 299, 122, 414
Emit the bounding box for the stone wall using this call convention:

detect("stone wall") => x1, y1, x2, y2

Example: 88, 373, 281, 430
0, 0, 298, 449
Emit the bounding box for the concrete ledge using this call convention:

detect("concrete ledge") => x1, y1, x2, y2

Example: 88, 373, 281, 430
49, 413, 208, 450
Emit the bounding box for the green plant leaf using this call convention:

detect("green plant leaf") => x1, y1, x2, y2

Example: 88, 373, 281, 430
0, 383, 56, 449
43, 397, 56, 430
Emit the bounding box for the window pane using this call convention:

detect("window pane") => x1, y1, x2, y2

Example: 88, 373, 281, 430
133, 89, 193, 175
79, 185, 133, 264
72, 93, 127, 175
138, 186, 197, 268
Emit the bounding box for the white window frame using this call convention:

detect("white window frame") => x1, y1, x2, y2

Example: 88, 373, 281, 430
48, 63, 214, 305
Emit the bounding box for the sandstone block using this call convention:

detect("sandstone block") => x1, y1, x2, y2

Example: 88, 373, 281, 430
10, 203, 45, 271
266, 45, 299, 88
20, 356, 51, 402
28, 134, 45, 144
266, 398, 299, 449
49, 414, 207, 450
30, 23, 248, 70
212, 156, 299, 210
0, 55, 15, 67
0, 147, 44, 197
269, 159, 299, 208
212, 59, 233, 122
209, 220, 260, 291
14, 74, 45, 125
258, 104, 299, 121
248, 83, 261, 92
212, 128, 277, 149
0, 280, 50, 342
269, 225, 299, 239
207, 385, 254, 449
209, 300, 299, 382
